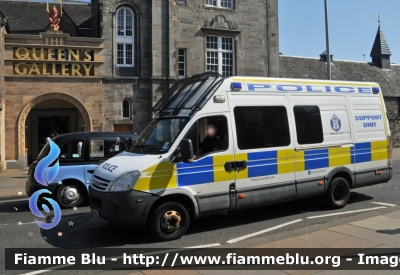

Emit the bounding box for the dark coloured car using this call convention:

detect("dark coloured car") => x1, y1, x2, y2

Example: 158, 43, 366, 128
26, 132, 137, 208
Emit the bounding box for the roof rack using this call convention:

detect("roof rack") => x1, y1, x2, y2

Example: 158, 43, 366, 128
152, 72, 224, 116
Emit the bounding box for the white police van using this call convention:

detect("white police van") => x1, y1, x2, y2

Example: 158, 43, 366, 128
89, 72, 392, 241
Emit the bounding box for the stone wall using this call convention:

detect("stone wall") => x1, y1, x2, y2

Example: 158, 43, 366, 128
95, 0, 154, 133
171, 0, 279, 77
4, 78, 103, 162
385, 97, 400, 147
0, 23, 5, 171
2, 32, 104, 168
94, 0, 279, 134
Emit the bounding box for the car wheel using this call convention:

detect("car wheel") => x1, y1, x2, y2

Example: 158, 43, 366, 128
325, 177, 350, 209
55, 182, 84, 208
149, 202, 190, 241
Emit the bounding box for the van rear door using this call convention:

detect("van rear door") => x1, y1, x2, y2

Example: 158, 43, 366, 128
348, 94, 390, 187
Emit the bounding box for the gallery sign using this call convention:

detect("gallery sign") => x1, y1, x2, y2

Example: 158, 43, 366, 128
10, 37, 99, 77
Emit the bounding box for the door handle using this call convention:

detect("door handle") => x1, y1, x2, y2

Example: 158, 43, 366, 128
224, 161, 247, 172
236, 161, 247, 171
225, 162, 234, 172
87, 170, 95, 174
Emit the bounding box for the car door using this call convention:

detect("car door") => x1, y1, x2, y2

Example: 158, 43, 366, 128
175, 114, 235, 214
84, 136, 125, 187
56, 138, 86, 184
227, 92, 296, 210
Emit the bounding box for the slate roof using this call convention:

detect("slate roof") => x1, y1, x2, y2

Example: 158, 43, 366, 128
279, 55, 400, 97
0, 1, 91, 34
370, 27, 392, 57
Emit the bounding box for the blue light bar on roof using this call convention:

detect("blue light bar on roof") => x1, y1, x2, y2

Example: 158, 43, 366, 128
231, 82, 242, 91
372, 87, 380, 94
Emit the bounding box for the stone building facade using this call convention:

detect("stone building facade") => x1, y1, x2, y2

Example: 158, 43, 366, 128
2, 31, 104, 168
0, 0, 280, 171
94, 0, 279, 133
0, 10, 8, 172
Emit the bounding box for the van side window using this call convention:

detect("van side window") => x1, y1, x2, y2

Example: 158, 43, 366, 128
182, 116, 228, 159
293, 106, 324, 145
90, 139, 124, 159
234, 106, 290, 150
59, 140, 84, 159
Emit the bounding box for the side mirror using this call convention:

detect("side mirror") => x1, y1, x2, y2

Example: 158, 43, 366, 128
179, 139, 194, 162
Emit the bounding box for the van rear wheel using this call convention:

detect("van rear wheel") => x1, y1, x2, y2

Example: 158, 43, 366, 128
149, 202, 190, 241
325, 177, 350, 209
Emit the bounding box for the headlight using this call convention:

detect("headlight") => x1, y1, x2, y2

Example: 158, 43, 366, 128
109, 171, 140, 192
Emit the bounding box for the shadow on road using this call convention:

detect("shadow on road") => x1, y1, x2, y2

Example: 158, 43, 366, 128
376, 229, 400, 235
40, 214, 153, 248
38, 191, 374, 248
0, 199, 30, 213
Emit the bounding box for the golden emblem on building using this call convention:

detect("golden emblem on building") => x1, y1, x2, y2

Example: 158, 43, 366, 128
46, 1, 63, 31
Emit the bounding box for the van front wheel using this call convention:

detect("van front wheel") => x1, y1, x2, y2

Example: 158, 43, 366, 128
149, 202, 190, 241
325, 177, 350, 209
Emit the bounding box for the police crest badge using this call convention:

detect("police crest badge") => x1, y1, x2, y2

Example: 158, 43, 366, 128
330, 114, 341, 132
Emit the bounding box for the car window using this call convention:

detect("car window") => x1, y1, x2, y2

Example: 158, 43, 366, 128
182, 116, 228, 159
59, 140, 84, 160
90, 138, 124, 159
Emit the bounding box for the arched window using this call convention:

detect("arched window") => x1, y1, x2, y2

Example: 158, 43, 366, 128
122, 99, 131, 119
116, 7, 134, 67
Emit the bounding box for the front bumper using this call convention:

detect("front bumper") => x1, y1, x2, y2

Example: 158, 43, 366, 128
89, 185, 159, 226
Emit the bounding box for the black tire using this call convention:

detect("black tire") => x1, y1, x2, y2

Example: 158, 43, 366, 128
325, 177, 350, 209
149, 202, 190, 241
55, 182, 84, 208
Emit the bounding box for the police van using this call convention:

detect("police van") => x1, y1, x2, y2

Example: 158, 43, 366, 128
89, 72, 392, 241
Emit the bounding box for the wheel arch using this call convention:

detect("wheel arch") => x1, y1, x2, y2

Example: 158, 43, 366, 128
145, 189, 199, 223
326, 166, 355, 189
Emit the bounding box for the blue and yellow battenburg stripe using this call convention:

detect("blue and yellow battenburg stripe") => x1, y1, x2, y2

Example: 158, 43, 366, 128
133, 140, 388, 191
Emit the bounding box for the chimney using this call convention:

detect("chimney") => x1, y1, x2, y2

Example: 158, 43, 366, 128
319, 50, 333, 63
370, 27, 392, 69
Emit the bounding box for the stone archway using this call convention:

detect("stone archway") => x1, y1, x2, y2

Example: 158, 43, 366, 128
17, 92, 91, 159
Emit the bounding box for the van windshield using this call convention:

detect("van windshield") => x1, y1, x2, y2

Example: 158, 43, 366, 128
129, 117, 190, 154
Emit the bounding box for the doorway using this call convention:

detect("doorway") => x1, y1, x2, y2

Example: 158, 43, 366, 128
37, 115, 71, 153
25, 98, 84, 165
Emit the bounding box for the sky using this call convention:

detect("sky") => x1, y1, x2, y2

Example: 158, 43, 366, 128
279, 0, 400, 64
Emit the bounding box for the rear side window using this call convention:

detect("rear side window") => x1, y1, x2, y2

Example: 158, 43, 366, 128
234, 106, 291, 150
90, 138, 125, 159
59, 140, 84, 159
294, 106, 323, 145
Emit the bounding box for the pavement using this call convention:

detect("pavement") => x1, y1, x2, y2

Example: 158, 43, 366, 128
0, 168, 28, 200
1, 150, 400, 274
